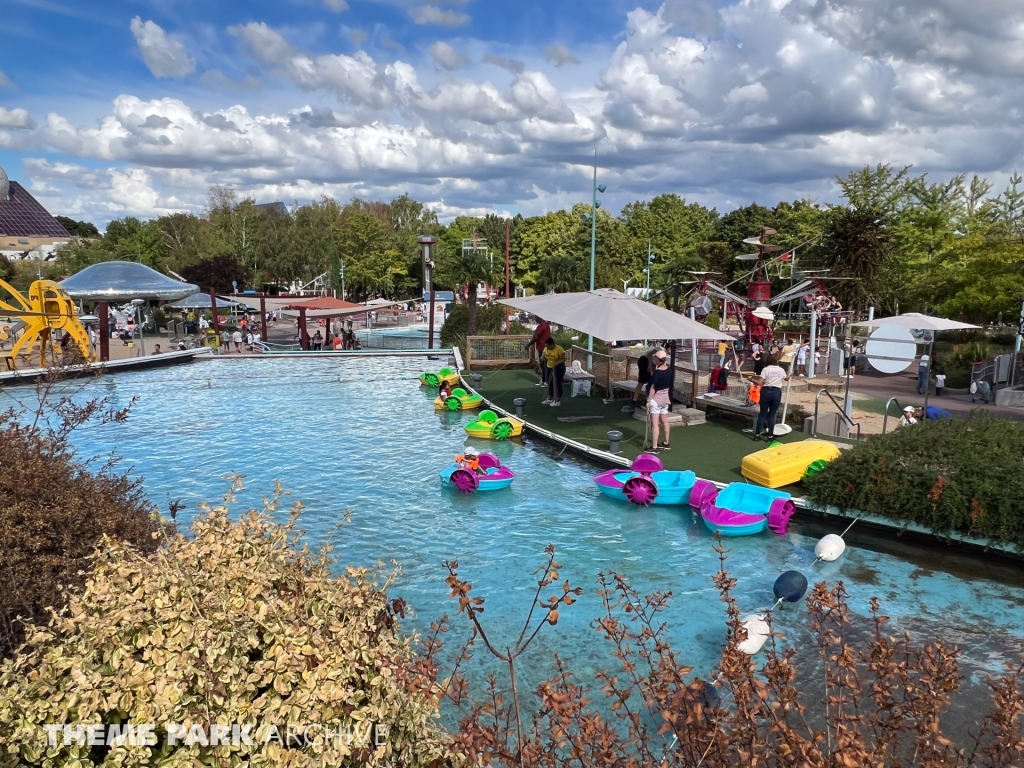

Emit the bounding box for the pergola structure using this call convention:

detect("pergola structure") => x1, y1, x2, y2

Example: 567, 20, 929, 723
60, 261, 197, 362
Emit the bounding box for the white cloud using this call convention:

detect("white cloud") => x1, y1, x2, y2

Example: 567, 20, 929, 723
409, 5, 470, 27
429, 41, 467, 70
545, 44, 579, 66
485, 53, 525, 74
346, 28, 368, 44
324, 0, 349, 11
130, 17, 196, 79
724, 82, 769, 105
0, 107, 37, 129
0, 71, 15, 89
13, 0, 1024, 227
200, 69, 262, 91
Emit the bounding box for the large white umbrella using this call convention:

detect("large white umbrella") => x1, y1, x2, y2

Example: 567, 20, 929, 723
852, 312, 980, 415
499, 288, 733, 343
851, 312, 979, 332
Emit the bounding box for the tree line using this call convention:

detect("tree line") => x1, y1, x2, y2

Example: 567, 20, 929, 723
46, 165, 1024, 324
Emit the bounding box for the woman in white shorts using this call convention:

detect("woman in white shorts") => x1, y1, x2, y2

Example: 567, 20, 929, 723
646, 349, 674, 452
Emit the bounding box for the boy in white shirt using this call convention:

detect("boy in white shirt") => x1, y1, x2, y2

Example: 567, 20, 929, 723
796, 343, 808, 377
935, 373, 946, 396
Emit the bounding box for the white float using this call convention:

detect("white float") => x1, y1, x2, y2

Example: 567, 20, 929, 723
815, 533, 847, 562
737, 613, 771, 654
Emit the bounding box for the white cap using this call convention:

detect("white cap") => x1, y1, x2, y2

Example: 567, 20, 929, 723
903, 405, 915, 412
654, 349, 667, 359
465, 446, 479, 456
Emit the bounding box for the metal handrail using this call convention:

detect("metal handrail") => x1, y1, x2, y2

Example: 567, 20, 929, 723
813, 387, 862, 441
881, 397, 904, 435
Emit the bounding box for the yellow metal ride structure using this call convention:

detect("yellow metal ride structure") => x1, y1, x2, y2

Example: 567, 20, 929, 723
0, 279, 94, 368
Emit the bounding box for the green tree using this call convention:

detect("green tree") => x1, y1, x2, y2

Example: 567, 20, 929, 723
437, 240, 496, 334
54, 216, 99, 238
538, 254, 584, 293
512, 210, 577, 290
818, 208, 896, 311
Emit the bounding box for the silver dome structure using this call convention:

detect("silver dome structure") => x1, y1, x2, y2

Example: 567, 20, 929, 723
60, 261, 198, 301
0, 165, 9, 201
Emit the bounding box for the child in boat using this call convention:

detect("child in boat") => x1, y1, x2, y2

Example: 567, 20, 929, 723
439, 381, 453, 400
456, 446, 482, 473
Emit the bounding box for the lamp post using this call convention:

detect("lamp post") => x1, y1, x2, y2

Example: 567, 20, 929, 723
642, 242, 656, 345
131, 299, 145, 357
581, 148, 606, 359
417, 235, 438, 350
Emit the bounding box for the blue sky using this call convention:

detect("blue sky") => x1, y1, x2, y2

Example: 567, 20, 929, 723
2, 0, 1023, 228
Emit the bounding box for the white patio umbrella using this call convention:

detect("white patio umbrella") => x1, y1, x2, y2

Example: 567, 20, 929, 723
852, 312, 980, 416
499, 288, 733, 344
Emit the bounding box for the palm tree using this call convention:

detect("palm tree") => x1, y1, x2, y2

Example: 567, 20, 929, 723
539, 255, 583, 294
438, 246, 496, 335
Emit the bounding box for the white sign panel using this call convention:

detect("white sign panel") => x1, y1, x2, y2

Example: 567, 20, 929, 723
865, 323, 917, 374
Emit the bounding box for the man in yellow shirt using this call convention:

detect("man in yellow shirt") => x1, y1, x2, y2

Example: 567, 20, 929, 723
541, 337, 566, 407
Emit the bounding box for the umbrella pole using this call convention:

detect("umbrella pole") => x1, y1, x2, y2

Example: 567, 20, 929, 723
922, 336, 933, 417
775, 355, 795, 435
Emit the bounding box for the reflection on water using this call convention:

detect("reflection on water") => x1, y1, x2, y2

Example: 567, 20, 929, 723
7, 357, 1024, 726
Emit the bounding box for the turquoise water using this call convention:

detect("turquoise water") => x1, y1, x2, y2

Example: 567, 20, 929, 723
11, 357, 1024, 717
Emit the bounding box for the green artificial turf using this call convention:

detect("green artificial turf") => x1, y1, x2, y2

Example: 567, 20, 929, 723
475, 369, 808, 488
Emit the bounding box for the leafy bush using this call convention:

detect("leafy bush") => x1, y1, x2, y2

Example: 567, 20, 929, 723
805, 415, 1024, 549
440, 302, 506, 348
0, 490, 456, 767
0, 383, 160, 659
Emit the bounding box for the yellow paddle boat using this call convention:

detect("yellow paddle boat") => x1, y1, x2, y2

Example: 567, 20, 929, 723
464, 410, 525, 440
741, 439, 841, 488
434, 387, 483, 411
420, 367, 460, 387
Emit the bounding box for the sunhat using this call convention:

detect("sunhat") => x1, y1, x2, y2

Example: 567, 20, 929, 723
465, 446, 479, 456
903, 405, 915, 412
654, 349, 667, 359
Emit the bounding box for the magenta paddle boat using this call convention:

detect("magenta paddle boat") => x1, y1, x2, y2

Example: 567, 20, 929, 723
593, 454, 719, 507
440, 452, 515, 494
699, 483, 795, 536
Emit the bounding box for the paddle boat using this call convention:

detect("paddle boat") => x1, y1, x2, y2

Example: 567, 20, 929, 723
464, 410, 524, 440
440, 450, 515, 493
434, 387, 484, 411
420, 367, 460, 387
741, 439, 842, 488
593, 454, 720, 507
699, 483, 795, 536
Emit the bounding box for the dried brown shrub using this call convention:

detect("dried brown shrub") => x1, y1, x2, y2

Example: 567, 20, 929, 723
430, 543, 1024, 768
0, 371, 160, 659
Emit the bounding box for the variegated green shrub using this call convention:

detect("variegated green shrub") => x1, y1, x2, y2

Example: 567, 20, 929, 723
0, 491, 459, 768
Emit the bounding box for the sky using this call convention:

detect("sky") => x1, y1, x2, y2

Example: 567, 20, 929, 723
1, 0, 1023, 229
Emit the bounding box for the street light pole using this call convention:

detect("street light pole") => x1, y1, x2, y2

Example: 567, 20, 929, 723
585, 148, 606, 359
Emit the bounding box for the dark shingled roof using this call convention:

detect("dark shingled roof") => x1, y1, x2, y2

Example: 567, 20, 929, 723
0, 181, 71, 239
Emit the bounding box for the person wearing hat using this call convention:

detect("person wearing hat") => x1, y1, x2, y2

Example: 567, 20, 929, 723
899, 405, 917, 427
456, 446, 481, 473
645, 348, 673, 451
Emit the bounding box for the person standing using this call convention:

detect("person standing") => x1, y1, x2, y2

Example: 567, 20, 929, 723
232, 328, 243, 353
220, 329, 230, 351
632, 348, 652, 406
796, 341, 809, 377
526, 317, 553, 387
752, 344, 765, 377
849, 340, 861, 376
541, 337, 566, 407
935, 372, 946, 396
780, 338, 795, 371
917, 352, 930, 394
646, 349, 673, 452
753, 354, 788, 441
733, 336, 746, 369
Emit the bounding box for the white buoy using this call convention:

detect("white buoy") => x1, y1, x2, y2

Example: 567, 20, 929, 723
737, 613, 770, 654
815, 534, 846, 562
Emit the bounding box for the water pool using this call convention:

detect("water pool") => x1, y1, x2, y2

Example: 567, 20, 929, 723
13, 357, 1024, 719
